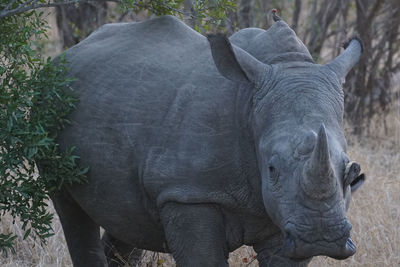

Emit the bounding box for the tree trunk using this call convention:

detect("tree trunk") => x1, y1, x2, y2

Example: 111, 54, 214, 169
238, 0, 252, 28
292, 0, 302, 32
183, 0, 195, 28
307, 0, 342, 58
56, 1, 108, 48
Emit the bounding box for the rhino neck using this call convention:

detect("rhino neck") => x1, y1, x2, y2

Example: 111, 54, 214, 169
228, 82, 270, 216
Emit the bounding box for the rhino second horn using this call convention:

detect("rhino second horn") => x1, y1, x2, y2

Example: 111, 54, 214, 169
301, 124, 337, 199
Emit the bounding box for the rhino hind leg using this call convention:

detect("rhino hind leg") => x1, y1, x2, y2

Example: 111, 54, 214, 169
160, 202, 229, 267
52, 189, 107, 267
102, 231, 142, 266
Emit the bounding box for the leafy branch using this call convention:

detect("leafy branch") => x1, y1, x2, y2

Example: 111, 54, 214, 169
0, 3, 88, 253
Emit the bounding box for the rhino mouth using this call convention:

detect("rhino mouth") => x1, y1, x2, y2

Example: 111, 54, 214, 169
281, 234, 356, 260
281, 221, 356, 260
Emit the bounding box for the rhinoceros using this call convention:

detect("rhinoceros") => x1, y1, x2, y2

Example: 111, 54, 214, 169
51, 14, 365, 267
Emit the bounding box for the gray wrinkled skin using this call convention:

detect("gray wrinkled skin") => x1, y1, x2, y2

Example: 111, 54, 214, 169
50, 16, 365, 267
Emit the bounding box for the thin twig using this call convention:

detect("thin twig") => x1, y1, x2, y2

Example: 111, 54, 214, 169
15, 0, 38, 12
4, 0, 19, 12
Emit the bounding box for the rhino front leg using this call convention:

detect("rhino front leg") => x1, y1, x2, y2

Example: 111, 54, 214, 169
160, 202, 229, 267
254, 233, 311, 267
52, 189, 107, 267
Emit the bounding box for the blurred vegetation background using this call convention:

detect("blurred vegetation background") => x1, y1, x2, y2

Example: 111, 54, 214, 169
52, 0, 400, 135
0, 0, 399, 266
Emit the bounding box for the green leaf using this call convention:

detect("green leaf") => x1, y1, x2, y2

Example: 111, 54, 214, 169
23, 228, 31, 240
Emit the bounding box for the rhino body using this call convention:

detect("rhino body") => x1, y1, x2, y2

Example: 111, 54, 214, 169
52, 15, 364, 267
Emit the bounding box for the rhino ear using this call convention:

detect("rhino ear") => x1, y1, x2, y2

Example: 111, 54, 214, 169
325, 37, 363, 83
207, 33, 266, 86
344, 161, 365, 192
350, 173, 365, 192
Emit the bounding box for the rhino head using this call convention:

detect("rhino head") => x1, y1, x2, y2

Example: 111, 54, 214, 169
208, 20, 365, 260
260, 124, 365, 260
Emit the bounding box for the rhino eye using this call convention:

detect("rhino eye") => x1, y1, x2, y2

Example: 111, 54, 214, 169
268, 165, 279, 187
268, 164, 279, 180
268, 154, 280, 182
268, 154, 280, 176
269, 165, 277, 176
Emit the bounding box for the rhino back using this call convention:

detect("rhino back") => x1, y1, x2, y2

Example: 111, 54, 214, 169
59, 16, 255, 218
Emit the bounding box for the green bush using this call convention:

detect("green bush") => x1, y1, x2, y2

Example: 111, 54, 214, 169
0, 7, 88, 254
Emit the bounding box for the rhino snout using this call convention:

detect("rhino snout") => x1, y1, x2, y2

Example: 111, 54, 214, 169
281, 235, 356, 260
281, 223, 356, 260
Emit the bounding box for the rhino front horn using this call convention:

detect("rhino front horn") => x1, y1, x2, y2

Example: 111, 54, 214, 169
302, 124, 337, 199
